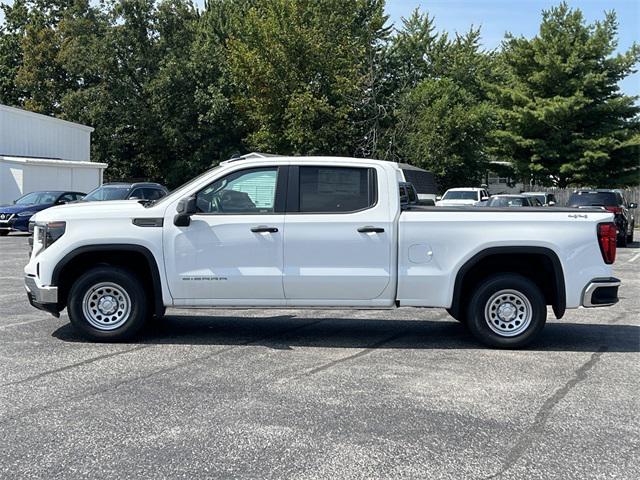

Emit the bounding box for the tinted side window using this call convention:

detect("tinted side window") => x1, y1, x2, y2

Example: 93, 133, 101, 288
197, 167, 278, 214
568, 192, 617, 207
299, 167, 376, 213
129, 188, 144, 199
59, 193, 75, 202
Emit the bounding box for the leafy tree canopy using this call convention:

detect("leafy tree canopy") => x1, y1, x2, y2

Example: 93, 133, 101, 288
0, 1, 637, 189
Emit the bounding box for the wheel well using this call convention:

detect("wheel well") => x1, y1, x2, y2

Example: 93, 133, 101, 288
451, 249, 566, 320
53, 246, 163, 316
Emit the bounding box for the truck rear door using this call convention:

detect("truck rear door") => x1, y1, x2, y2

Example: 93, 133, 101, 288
283, 164, 394, 304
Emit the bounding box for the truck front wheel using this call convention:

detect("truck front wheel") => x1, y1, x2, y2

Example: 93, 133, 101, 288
67, 266, 149, 341
466, 274, 546, 348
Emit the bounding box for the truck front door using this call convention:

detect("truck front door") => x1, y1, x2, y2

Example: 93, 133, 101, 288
163, 166, 287, 304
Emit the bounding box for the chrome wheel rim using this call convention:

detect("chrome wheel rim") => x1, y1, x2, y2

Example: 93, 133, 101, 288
484, 289, 532, 337
82, 282, 132, 331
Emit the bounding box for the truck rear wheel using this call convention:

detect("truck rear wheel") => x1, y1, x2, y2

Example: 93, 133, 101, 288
466, 274, 546, 348
67, 266, 149, 341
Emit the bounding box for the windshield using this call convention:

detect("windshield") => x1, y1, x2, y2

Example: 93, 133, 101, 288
152, 165, 224, 207
15, 191, 60, 205
488, 197, 528, 207
568, 192, 618, 207
443, 190, 478, 200
83, 186, 131, 201
526, 195, 546, 204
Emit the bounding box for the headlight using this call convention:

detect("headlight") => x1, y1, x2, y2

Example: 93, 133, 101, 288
17, 211, 36, 217
33, 221, 66, 255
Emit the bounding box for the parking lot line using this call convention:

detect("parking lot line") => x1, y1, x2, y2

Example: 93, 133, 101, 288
628, 252, 640, 263
0, 318, 48, 329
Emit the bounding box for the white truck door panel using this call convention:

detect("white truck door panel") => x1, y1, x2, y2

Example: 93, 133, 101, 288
164, 215, 285, 300
283, 165, 393, 302
163, 166, 286, 303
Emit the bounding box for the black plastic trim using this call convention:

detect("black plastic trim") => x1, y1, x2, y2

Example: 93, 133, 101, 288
51, 244, 164, 316
132, 218, 164, 227
450, 246, 566, 320
409, 206, 608, 213
26, 291, 60, 317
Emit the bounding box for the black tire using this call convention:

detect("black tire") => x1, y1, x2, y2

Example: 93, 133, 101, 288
0, 231, 9, 236
67, 266, 149, 341
618, 231, 628, 248
466, 274, 546, 349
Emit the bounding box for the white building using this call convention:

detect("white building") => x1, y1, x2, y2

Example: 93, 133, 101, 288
0, 104, 107, 204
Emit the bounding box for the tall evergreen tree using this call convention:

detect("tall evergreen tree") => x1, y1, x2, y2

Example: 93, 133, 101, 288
494, 2, 640, 187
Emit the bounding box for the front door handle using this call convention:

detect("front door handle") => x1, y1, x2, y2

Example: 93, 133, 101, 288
251, 225, 279, 233
358, 226, 385, 233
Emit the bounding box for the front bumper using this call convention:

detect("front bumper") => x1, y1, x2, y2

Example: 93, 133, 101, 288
24, 275, 60, 317
581, 277, 620, 307
0, 222, 28, 232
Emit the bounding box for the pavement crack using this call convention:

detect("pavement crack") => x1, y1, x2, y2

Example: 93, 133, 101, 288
2, 345, 151, 387
0, 318, 327, 425
303, 330, 408, 376
484, 345, 607, 480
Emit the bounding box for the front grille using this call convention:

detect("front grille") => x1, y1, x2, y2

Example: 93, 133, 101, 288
0, 213, 14, 221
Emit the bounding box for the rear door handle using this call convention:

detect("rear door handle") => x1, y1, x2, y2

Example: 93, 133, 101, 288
358, 226, 385, 233
251, 225, 279, 233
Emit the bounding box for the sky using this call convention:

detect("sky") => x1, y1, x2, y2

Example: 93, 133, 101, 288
1, 0, 638, 95
382, 0, 639, 96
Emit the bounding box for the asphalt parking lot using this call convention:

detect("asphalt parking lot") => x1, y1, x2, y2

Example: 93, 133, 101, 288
1, 234, 638, 479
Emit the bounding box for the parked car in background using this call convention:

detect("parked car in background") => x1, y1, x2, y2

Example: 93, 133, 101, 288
482, 195, 542, 208
398, 164, 438, 205
0, 191, 85, 235
567, 189, 636, 246
436, 187, 489, 207
81, 182, 168, 202
522, 192, 557, 206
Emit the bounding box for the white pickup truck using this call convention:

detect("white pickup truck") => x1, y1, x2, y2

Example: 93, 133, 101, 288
24, 156, 621, 348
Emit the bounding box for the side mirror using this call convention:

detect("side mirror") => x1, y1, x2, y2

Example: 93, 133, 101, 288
629, 202, 637, 209
481, 196, 489, 201
548, 201, 556, 207
174, 196, 197, 226
56, 200, 67, 205
436, 195, 442, 201
129, 196, 140, 200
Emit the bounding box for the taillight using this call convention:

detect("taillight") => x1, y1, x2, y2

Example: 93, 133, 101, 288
605, 206, 622, 214
597, 222, 617, 264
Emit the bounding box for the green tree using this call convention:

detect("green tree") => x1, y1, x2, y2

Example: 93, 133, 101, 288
494, 2, 640, 187
396, 77, 496, 189
227, 0, 387, 156
0, 0, 29, 105
60, 0, 241, 186
388, 19, 499, 189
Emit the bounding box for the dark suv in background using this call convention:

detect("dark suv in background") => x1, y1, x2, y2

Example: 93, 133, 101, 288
567, 189, 637, 246
81, 182, 168, 202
